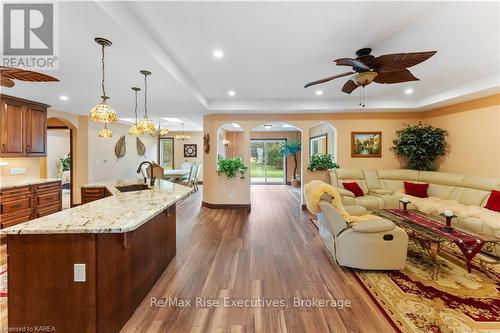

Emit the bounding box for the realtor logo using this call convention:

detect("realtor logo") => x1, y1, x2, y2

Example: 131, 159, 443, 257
2, 2, 59, 69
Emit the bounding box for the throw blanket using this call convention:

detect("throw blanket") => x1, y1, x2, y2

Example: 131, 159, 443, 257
304, 180, 381, 223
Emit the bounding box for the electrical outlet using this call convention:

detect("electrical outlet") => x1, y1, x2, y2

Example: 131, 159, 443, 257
74, 263, 86, 282
10, 167, 26, 175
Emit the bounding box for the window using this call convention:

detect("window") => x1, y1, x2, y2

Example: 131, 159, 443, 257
159, 138, 174, 170
310, 134, 327, 157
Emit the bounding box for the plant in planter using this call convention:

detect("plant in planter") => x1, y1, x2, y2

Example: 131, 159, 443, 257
307, 154, 339, 171
281, 140, 301, 187
217, 156, 248, 179
391, 122, 449, 171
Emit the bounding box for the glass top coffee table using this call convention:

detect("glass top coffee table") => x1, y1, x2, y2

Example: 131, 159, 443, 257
373, 209, 499, 277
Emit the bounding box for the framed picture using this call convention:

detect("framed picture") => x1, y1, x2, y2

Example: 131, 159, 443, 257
309, 134, 327, 157
184, 144, 197, 158
351, 132, 382, 157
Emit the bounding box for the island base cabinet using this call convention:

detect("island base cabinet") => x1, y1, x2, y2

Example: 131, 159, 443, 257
7, 204, 176, 333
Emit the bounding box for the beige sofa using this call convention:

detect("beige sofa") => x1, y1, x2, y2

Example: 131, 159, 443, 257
317, 200, 408, 270
328, 168, 500, 257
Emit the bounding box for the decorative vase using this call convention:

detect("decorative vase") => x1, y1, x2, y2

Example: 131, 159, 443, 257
399, 197, 411, 212
440, 209, 456, 231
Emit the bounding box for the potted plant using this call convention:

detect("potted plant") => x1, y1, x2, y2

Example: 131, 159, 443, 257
391, 122, 448, 171
217, 156, 247, 179
281, 140, 301, 187
307, 154, 338, 171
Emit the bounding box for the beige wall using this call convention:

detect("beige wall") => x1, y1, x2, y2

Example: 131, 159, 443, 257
423, 95, 499, 178
202, 95, 500, 206
0, 157, 41, 182
88, 121, 158, 182
165, 131, 204, 180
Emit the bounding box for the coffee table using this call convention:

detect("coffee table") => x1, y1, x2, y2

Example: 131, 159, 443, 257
374, 209, 499, 277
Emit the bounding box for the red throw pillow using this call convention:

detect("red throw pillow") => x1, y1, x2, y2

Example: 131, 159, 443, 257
404, 181, 429, 198
485, 190, 500, 213
343, 182, 364, 197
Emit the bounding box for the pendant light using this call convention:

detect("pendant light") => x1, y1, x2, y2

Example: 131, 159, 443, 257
175, 122, 190, 141
89, 38, 117, 123
98, 123, 113, 138
137, 70, 156, 134
151, 118, 169, 137
128, 87, 144, 135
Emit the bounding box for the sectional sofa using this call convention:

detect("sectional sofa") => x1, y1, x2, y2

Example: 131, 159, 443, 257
327, 168, 500, 257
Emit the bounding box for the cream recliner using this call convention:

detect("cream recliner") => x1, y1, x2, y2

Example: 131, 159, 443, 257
317, 200, 408, 270
328, 168, 500, 257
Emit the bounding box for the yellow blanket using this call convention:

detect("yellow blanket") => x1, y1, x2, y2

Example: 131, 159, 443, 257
304, 180, 381, 223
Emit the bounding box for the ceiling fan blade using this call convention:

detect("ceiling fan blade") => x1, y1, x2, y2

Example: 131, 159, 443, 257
373, 69, 419, 84
374, 51, 437, 72
334, 58, 370, 71
304, 71, 354, 88
341, 79, 359, 94
0, 66, 59, 82
1, 76, 15, 88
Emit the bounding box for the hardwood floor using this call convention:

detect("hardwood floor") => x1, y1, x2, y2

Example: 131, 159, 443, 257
120, 185, 394, 333
0, 185, 394, 332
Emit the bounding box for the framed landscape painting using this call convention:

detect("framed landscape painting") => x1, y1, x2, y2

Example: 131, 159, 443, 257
351, 132, 382, 157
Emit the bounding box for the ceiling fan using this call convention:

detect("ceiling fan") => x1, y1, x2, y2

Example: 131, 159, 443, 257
1, 66, 59, 88
304, 48, 437, 97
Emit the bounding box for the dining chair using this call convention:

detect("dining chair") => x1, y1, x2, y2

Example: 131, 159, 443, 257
193, 163, 202, 192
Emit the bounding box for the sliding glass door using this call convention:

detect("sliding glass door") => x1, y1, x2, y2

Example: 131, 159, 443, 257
250, 140, 286, 184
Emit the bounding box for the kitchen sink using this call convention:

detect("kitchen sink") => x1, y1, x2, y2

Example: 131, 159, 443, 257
116, 184, 151, 192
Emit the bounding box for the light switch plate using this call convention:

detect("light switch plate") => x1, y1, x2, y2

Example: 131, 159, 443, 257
74, 263, 86, 282
10, 167, 26, 175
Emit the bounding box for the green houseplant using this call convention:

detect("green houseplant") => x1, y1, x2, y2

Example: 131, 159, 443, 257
217, 156, 247, 179
391, 122, 448, 171
281, 140, 301, 187
307, 154, 339, 171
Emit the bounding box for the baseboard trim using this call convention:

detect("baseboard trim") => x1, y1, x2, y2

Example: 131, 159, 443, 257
202, 201, 251, 210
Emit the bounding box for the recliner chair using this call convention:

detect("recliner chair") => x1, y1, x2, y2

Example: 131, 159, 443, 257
317, 200, 408, 270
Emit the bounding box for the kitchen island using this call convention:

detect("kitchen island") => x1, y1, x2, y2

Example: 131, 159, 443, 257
2, 179, 192, 333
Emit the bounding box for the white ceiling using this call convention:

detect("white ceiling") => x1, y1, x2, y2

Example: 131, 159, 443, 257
4, 1, 500, 130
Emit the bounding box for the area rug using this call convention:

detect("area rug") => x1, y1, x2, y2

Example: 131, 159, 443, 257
307, 213, 500, 333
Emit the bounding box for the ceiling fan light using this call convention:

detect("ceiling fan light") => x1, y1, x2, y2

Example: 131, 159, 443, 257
352, 72, 378, 86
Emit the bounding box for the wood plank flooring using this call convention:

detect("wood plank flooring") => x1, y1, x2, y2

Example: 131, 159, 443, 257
120, 186, 394, 333
0, 185, 394, 332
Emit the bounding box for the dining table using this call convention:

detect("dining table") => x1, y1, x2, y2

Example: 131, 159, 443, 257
164, 168, 191, 181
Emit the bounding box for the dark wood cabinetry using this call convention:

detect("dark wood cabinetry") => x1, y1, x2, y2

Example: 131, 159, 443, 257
0, 94, 48, 157
81, 187, 112, 204
0, 181, 62, 231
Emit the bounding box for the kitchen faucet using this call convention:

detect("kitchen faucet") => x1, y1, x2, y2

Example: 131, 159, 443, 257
136, 161, 157, 186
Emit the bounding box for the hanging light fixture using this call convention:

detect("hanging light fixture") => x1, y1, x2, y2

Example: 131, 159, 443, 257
98, 123, 113, 138
89, 38, 117, 123
175, 122, 190, 141
137, 70, 156, 134
151, 118, 169, 137
128, 87, 144, 135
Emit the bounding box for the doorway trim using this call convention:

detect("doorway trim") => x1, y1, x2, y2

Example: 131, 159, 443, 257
46, 126, 74, 207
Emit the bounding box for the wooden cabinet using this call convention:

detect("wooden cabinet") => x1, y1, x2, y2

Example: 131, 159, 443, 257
81, 187, 111, 204
0, 181, 62, 231
0, 94, 49, 157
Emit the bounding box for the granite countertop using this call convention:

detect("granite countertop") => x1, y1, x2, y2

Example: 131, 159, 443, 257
2, 179, 192, 235
0, 178, 61, 190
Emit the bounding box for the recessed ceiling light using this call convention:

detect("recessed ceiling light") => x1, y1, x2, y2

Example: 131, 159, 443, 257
263, 124, 273, 129
315, 90, 323, 96
213, 49, 224, 58
405, 88, 414, 95
228, 90, 236, 97
59, 95, 68, 101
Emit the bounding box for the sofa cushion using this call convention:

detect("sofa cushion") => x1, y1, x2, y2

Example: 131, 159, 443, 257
485, 190, 500, 213
404, 181, 429, 198
343, 182, 364, 197
459, 188, 490, 207
351, 219, 395, 233
354, 195, 385, 210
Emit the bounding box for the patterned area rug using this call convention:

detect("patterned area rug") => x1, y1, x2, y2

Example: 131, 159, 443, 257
307, 213, 500, 333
